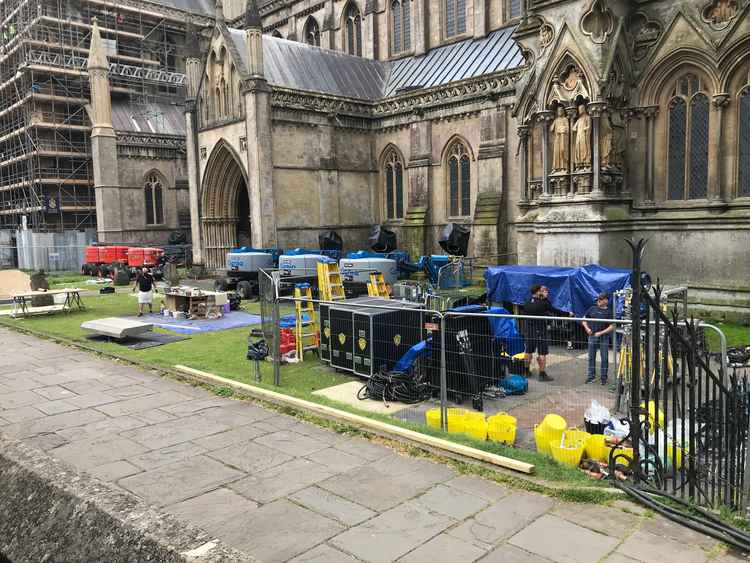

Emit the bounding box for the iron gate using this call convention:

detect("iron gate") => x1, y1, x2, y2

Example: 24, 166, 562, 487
618, 239, 750, 510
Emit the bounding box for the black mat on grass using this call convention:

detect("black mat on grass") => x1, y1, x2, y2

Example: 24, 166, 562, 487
85, 332, 189, 349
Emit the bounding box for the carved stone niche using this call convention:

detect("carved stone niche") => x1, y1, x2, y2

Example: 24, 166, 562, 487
702, 0, 739, 30
629, 12, 662, 61
547, 62, 591, 107
539, 23, 554, 49
581, 0, 614, 44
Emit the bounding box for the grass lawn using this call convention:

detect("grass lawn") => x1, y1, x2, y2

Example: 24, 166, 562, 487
0, 291, 623, 489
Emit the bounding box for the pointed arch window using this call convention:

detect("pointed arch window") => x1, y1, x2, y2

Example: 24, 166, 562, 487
445, 0, 466, 38
304, 17, 320, 46
145, 174, 164, 225
344, 3, 362, 56
508, 0, 522, 20
383, 150, 405, 220
738, 87, 750, 197
391, 0, 411, 54
667, 74, 710, 200
447, 140, 471, 216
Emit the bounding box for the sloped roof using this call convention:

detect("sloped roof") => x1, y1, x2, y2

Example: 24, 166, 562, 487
112, 101, 186, 135
229, 30, 389, 100
225, 25, 523, 102
150, 0, 215, 16
384, 25, 523, 96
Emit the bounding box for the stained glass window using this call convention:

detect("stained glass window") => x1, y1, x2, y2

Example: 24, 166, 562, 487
739, 89, 750, 197
403, 0, 411, 50
689, 94, 709, 199
345, 4, 362, 56
447, 141, 471, 216
392, 0, 402, 53
384, 151, 405, 219
145, 174, 164, 225
668, 97, 686, 200
304, 17, 320, 46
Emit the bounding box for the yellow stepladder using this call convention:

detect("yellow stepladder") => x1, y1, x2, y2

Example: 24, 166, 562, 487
294, 283, 318, 361
367, 271, 390, 298
317, 259, 346, 302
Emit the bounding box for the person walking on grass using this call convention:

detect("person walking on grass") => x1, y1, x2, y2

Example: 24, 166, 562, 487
583, 293, 615, 385
132, 267, 157, 317
522, 284, 555, 382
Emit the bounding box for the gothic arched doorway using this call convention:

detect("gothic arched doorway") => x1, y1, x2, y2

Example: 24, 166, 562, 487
201, 141, 250, 270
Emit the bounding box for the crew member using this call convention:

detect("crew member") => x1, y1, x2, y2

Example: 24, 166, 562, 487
582, 293, 615, 385
132, 267, 157, 317
522, 284, 554, 382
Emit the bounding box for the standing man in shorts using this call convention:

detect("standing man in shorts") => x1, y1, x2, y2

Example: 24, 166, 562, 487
132, 267, 157, 317
522, 284, 555, 382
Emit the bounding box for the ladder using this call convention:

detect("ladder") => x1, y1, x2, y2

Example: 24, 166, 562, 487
317, 260, 345, 302
367, 271, 390, 298
294, 283, 318, 360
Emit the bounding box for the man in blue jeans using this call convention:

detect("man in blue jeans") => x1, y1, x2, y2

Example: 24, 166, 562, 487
582, 293, 615, 385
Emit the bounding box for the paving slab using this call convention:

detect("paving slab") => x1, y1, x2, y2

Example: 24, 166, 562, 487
288, 544, 361, 563
330, 501, 455, 563
289, 486, 377, 526
0, 375, 45, 391
254, 430, 331, 457
33, 385, 78, 401
304, 447, 368, 473
1, 408, 108, 439
65, 391, 121, 408
217, 499, 344, 563
132, 408, 178, 424
55, 415, 146, 442
397, 533, 487, 563
94, 390, 192, 417
208, 439, 294, 473
0, 390, 44, 410
165, 487, 259, 536
192, 405, 269, 427
35, 399, 79, 415
616, 530, 709, 563
333, 438, 393, 461
52, 436, 149, 469
128, 442, 208, 471
509, 514, 619, 563
120, 455, 244, 507
449, 491, 556, 549
646, 515, 720, 551
25, 433, 69, 451
191, 424, 270, 450
551, 502, 640, 538
414, 484, 489, 520
445, 475, 510, 502
158, 397, 234, 416
603, 554, 641, 563
229, 457, 335, 503
478, 544, 553, 562
101, 384, 156, 399
0, 405, 46, 423
87, 460, 142, 482
121, 413, 230, 450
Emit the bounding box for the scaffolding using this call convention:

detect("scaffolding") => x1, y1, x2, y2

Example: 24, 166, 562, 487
0, 0, 188, 231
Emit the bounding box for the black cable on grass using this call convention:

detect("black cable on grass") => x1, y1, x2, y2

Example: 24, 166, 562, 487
358, 367, 432, 405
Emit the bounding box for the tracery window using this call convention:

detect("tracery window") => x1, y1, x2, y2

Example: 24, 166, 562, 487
667, 74, 710, 200
508, 0, 521, 20
304, 17, 320, 46
739, 87, 750, 197
383, 150, 405, 220
145, 174, 164, 226
445, 0, 466, 38
391, 0, 411, 54
446, 140, 471, 216
344, 3, 362, 56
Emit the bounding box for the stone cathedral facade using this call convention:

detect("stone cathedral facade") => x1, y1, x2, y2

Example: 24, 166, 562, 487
88, 0, 750, 316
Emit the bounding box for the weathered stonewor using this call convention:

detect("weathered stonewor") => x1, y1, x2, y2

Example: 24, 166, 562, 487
0, 436, 254, 563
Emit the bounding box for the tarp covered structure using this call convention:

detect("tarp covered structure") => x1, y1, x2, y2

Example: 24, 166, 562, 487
484, 264, 632, 317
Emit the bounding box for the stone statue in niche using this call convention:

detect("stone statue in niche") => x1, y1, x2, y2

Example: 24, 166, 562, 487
550, 106, 569, 172
703, 0, 738, 28
573, 104, 591, 169
600, 113, 614, 169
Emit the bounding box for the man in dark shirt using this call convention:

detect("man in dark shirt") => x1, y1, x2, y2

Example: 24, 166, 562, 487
522, 284, 554, 382
582, 293, 615, 385
132, 267, 157, 316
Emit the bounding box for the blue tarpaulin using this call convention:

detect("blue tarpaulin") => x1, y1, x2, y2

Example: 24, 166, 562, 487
484, 264, 631, 317
123, 311, 262, 334
449, 305, 525, 356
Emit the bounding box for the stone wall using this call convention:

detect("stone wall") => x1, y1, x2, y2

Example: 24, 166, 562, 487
0, 437, 251, 563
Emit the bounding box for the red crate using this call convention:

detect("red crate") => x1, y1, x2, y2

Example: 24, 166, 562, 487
101, 245, 129, 264
84, 245, 102, 264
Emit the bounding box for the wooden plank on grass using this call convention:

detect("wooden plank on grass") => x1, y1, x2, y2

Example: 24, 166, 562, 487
174, 364, 535, 475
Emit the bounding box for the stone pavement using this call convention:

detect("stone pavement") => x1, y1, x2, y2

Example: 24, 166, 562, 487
0, 327, 745, 563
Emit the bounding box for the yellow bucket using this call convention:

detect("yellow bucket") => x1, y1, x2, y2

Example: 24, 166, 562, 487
586, 434, 609, 461
487, 413, 517, 445
640, 401, 665, 428
550, 438, 585, 468
425, 408, 442, 429
534, 414, 568, 455
464, 412, 488, 441
447, 408, 467, 434
565, 429, 591, 453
